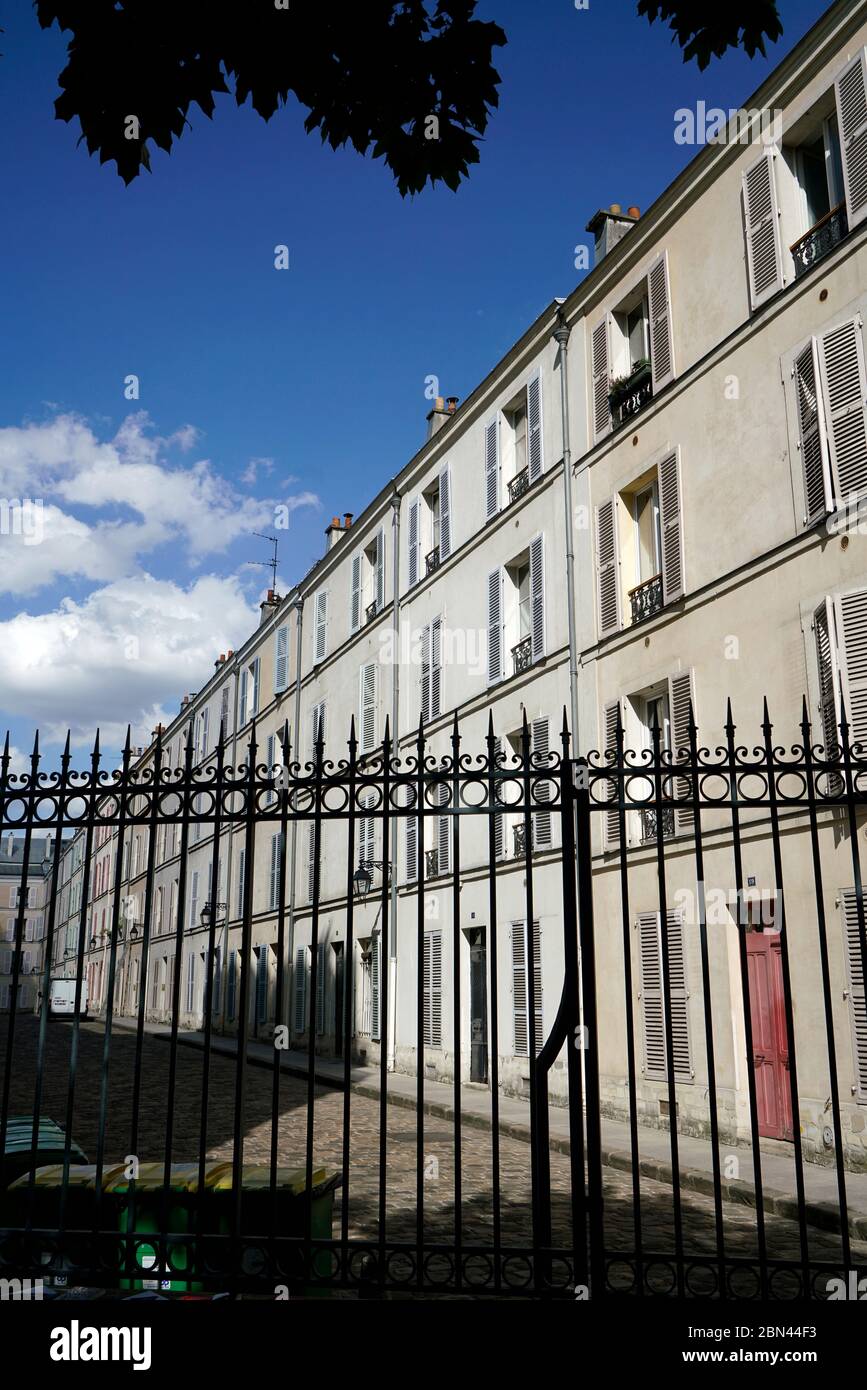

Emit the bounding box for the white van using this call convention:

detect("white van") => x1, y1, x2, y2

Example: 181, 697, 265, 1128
47, 978, 88, 1017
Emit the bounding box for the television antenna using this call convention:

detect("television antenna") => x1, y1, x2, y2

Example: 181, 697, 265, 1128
252, 532, 279, 595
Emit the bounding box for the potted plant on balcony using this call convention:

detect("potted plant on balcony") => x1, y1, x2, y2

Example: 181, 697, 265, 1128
608, 357, 651, 413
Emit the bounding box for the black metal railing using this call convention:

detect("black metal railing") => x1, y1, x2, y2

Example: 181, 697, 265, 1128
425, 546, 441, 576
629, 573, 664, 625
1, 704, 867, 1302
512, 635, 533, 674
508, 467, 530, 506
366, 599, 378, 623
610, 362, 653, 427
791, 203, 849, 280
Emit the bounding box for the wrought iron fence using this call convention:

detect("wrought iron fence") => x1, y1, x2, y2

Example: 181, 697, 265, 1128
0, 700, 866, 1300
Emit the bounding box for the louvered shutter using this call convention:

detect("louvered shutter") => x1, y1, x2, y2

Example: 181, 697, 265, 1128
741, 150, 784, 310
658, 448, 684, 604
841, 890, 867, 1099
835, 48, 867, 232
350, 554, 362, 632
595, 496, 621, 637
485, 417, 501, 520
529, 533, 545, 662
668, 669, 696, 835
405, 788, 418, 883
227, 950, 237, 1021
439, 465, 452, 559
293, 947, 306, 1031
375, 528, 385, 612
269, 833, 280, 909
239, 667, 248, 725
492, 736, 505, 860
311, 701, 326, 754
274, 625, 289, 692
531, 717, 553, 850
201, 707, 209, 759
186, 952, 196, 1013
603, 699, 623, 851
359, 794, 375, 866
591, 316, 611, 442
528, 370, 543, 481
817, 317, 867, 506
236, 848, 246, 918
266, 733, 276, 806
314, 591, 328, 663
307, 823, 317, 903
437, 781, 450, 877
423, 930, 443, 1047
512, 920, 542, 1058
251, 659, 260, 717
315, 942, 325, 1034
408, 497, 421, 586
794, 338, 832, 525
189, 870, 199, 928
220, 683, 230, 734
420, 623, 432, 724
814, 598, 842, 759
212, 947, 222, 1015
648, 250, 675, 390
0, 948, 11, 974
487, 569, 503, 685
371, 933, 381, 1040
835, 588, 867, 751
430, 617, 442, 719
638, 909, 692, 1081
256, 946, 269, 1025
360, 661, 378, 753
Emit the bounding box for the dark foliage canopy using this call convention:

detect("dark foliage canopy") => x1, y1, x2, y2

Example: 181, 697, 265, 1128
636, 1, 784, 71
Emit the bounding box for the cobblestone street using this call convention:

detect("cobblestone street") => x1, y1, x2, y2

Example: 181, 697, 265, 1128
3, 1017, 865, 1295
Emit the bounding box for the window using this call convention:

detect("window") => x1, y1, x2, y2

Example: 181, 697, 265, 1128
792, 318, 867, 527
637, 909, 692, 1081
591, 253, 673, 440
256, 945, 269, 1026
840, 890, 867, 1101
268, 833, 282, 911
595, 448, 683, 637
313, 591, 328, 664
420, 618, 442, 724
351, 530, 385, 630
220, 682, 231, 733
512, 919, 542, 1058
423, 929, 443, 1047
813, 590, 867, 757
489, 533, 545, 683
501, 719, 552, 860
603, 670, 695, 850
488, 372, 543, 518
239, 658, 260, 726
185, 951, 196, 1014
274, 624, 289, 692
359, 661, 378, 754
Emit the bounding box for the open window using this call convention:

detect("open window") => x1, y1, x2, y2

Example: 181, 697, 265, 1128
603, 670, 695, 851
351, 529, 385, 630
408, 466, 452, 586
488, 534, 545, 684
595, 449, 683, 638
486, 372, 542, 518
591, 254, 674, 440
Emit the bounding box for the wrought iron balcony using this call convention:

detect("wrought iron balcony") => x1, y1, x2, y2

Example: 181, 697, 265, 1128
513, 822, 533, 859
609, 362, 653, 427
641, 806, 675, 843
508, 466, 530, 506
425, 848, 439, 879
791, 203, 848, 280
425, 546, 441, 576
512, 635, 533, 675
629, 573, 664, 626
366, 600, 379, 624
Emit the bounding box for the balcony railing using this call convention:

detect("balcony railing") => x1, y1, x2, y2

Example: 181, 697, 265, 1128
512, 635, 533, 675
791, 203, 848, 280
609, 362, 653, 427
508, 467, 530, 506
513, 822, 533, 859
425, 848, 439, 879
366, 600, 379, 624
629, 573, 664, 626
641, 806, 675, 843
425, 546, 441, 576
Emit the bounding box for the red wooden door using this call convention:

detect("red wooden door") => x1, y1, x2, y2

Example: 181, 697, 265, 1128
746, 931, 793, 1141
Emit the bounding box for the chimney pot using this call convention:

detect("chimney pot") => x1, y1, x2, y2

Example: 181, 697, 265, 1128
446, 397, 459, 413
331, 515, 340, 528
628, 205, 640, 218
227, 649, 233, 659
344, 513, 352, 528
609, 202, 622, 214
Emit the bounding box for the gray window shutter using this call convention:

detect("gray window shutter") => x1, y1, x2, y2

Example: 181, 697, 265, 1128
423, 930, 443, 1047
189, 870, 199, 928
236, 848, 246, 918
314, 592, 328, 663
512, 920, 542, 1058
405, 807, 418, 884
531, 717, 552, 849
741, 150, 784, 310
817, 317, 867, 507
307, 823, 316, 903
275, 625, 289, 691
667, 669, 696, 835
595, 496, 621, 638
835, 588, 867, 751
269, 833, 280, 909
351, 554, 362, 631
420, 623, 432, 724
294, 946, 306, 1031
591, 315, 611, 442
408, 496, 421, 586
794, 338, 832, 525
439, 465, 452, 559
835, 48, 867, 232
529, 533, 545, 662
528, 369, 543, 481
186, 951, 196, 1013
603, 699, 623, 852
638, 909, 692, 1081
814, 597, 842, 758
485, 417, 501, 520
371, 933, 381, 1041
431, 616, 442, 719
658, 447, 684, 604
227, 950, 237, 1021
841, 890, 867, 1100
256, 946, 269, 1025
437, 781, 450, 876
487, 568, 503, 685
360, 661, 378, 753
375, 528, 385, 611
212, 947, 222, 1015
648, 249, 674, 391
315, 942, 325, 1034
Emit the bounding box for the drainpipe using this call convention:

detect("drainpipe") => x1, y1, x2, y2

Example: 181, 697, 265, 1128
552, 304, 586, 1108
285, 594, 304, 1028
387, 490, 401, 1072
218, 657, 240, 1033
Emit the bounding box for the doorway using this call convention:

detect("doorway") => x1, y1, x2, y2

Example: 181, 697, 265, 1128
333, 942, 345, 1056
467, 927, 488, 1083
746, 917, 793, 1141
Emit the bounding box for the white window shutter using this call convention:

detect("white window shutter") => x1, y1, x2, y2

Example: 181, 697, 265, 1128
423, 930, 443, 1047
256, 946, 269, 1025
189, 870, 199, 928
741, 150, 784, 310
492, 736, 505, 861
431, 616, 442, 719
603, 699, 623, 852
437, 781, 450, 876
487, 568, 504, 685
237, 848, 246, 918
814, 597, 842, 757
314, 591, 328, 663
529, 533, 545, 663
794, 338, 832, 525
239, 667, 248, 725
834, 588, 867, 751
201, 707, 209, 759
647, 249, 675, 391
485, 417, 501, 520
220, 684, 230, 734
360, 661, 378, 753
186, 952, 196, 1013
591, 315, 612, 442
274, 624, 289, 692
350, 554, 362, 632
420, 623, 432, 724
817, 317, 867, 507
294, 947, 307, 1031
251, 659, 260, 717
531, 717, 553, 849
638, 909, 692, 1081
595, 496, 621, 638
512, 920, 542, 1058
667, 668, 696, 835
0, 948, 11, 975
311, 700, 326, 754
528, 370, 543, 481
269, 833, 280, 909
375, 528, 385, 611
307, 823, 316, 903
835, 48, 867, 231
439, 465, 452, 559
408, 497, 421, 586
371, 933, 381, 1041
658, 448, 684, 604
840, 890, 867, 1099
315, 942, 325, 1034
405, 797, 418, 883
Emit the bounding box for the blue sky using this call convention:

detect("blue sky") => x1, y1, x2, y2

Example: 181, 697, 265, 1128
0, 0, 831, 766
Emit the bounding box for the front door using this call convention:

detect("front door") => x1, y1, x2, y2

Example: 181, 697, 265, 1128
746, 928, 793, 1140
468, 928, 488, 1083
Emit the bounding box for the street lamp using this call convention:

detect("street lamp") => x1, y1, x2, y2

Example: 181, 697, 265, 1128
200, 902, 227, 928
353, 860, 391, 900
